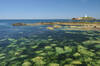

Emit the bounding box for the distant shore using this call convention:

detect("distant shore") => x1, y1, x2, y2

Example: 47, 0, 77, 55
12, 22, 100, 30
12, 22, 100, 26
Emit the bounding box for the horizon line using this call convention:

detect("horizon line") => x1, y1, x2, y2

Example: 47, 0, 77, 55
0, 18, 72, 20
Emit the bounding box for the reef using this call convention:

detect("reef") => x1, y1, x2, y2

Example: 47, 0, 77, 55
12, 23, 27, 26
12, 22, 100, 30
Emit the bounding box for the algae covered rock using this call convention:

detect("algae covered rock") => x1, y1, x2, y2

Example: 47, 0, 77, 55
7, 44, 17, 48
0, 62, 6, 66
31, 45, 38, 49
0, 56, 5, 60
73, 53, 80, 57
55, 47, 64, 54
64, 46, 72, 53
47, 51, 55, 56
39, 53, 47, 56
48, 63, 59, 66
83, 40, 100, 46
31, 56, 46, 66
53, 25, 62, 28
15, 51, 22, 56
19, 55, 28, 58
77, 45, 95, 56
8, 61, 22, 66
64, 64, 74, 66
84, 57, 92, 62
35, 50, 43, 54
48, 38, 53, 41
71, 60, 82, 65
0, 53, 5, 60
22, 61, 32, 66
9, 57, 17, 61
51, 44, 57, 47
96, 51, 100, 55
95, 44, 100, 48
46, 27, 55, 30
0, 39, 6, 42
8, 38, 17, 43
0, 47, 2, 51
61, 58, 73, 64
0, 53, 5, 57
45, 46, 52, 50
96, 60, 100, 64
65, 58, 73, 62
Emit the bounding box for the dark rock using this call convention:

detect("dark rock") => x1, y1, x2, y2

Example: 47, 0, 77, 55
12, 23, 27, 26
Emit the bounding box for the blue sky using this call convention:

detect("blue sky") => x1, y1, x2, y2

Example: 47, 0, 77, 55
0, 0, 100, 19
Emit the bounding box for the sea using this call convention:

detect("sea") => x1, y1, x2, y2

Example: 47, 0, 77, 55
0, 19, 100, 66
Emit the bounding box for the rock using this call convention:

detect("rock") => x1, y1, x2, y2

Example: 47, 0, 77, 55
12, 23, 27, 26
49, 63, 59, 66
46, 27, 54, 30
55, 47, 64, 54
22, 61, 32, 66
53, 25, 62, 28
31, 56, 46, 65
71, 60, 82, 64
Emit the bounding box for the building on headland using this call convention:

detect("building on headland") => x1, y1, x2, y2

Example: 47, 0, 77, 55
72, 15, 96, 20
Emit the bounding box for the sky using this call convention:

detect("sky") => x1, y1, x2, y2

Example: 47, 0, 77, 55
0, 0, 100, 19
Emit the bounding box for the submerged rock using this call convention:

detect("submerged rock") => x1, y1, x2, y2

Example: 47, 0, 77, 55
51, 44, 57, 47
45, 46, 52, 50
64, 46, 72, 53
31, 56, 46, 65
95, 45, 100, 48
53, 25, 62, 28
48, 63, 59, 66
22, 61, 32, 66
55, 47, 64, 54
46, 27, 54, 30
73, 53, 80, 57
12, 23, 27, 26
71, 60, 82, 64
77, 45, 95, 57
64, 64, 74, 66
0, 53, 5, 57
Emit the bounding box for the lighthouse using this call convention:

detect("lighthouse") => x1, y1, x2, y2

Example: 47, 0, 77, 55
85, 14, 87, 17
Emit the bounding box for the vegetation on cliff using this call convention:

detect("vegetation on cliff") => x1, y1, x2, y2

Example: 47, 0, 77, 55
72, 16, 96, 20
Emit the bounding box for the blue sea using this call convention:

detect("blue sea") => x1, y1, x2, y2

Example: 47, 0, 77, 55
0, 19, 100, 38
0, 19, 100, 66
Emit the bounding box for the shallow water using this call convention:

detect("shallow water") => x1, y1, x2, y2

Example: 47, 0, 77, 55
0, 20, 100, 66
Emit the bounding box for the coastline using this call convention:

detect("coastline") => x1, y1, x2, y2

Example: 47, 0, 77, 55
12, 22, 100, 31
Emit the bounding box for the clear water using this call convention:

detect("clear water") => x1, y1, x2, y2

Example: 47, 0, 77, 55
0, 19, 100, 66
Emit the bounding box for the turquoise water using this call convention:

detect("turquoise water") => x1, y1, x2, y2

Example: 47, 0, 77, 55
0, 19, 100, 66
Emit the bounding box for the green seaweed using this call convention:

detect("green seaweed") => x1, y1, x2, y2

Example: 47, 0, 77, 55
31, 56, 46, 66
73, 53, 80, 57
64, 46, 72, 53
22, 61, 32, 66
64, 64, 74, 66
55, 47, 64, 54
71, 60, 82, 65
48, 63, 59, 66
45, 46, 52, 50
50, 44, 57, 47
0, 26, 100, 66
8, 38, 17, 43
95, 44, 100, 48
77, 45, 95, 57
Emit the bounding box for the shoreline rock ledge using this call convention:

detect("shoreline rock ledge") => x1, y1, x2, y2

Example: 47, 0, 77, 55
12, 23, 27, 26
